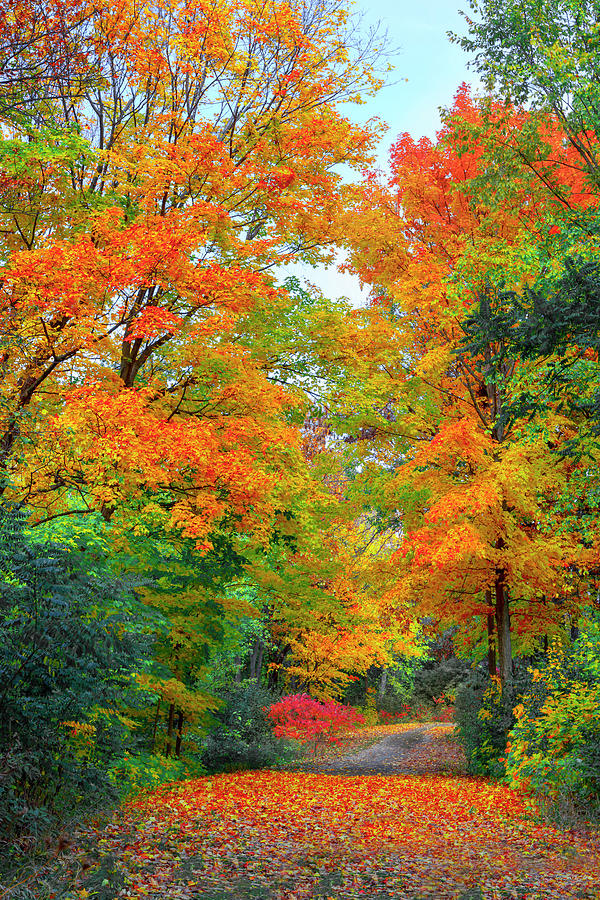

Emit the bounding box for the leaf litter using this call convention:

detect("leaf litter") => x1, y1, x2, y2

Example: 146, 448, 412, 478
63, 725, 600, 900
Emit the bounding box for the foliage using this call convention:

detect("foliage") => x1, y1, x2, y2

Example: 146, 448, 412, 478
0, 0, 429, 841
343, 653, 428, 715
59, 764, 600, 899
383, 657, 424, 707
456, 0, 600, 188
345, 88, 592, 691
0, 503, 151, 838
201, 681, 288, 773
0, 0, 385, 547
107, 752, 206, 800
455, 670, 516, 777
267, 693, 365, 752
0, 0, 415, 775
0, 0, 99, 123
125, 529, 247, 756
411, 658, 470, 712
460, 255, 600, 452
505, 617, 600, 814
377, 707, 411, 724
6, 0, 600, 873
202, 611, 272, 693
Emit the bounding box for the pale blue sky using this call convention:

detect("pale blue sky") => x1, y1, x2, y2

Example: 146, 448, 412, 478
294, 0, 479, 302
356, 0, 478, 154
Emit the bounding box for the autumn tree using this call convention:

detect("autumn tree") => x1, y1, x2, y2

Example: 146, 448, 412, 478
225, 286, 426, 699
0, 0, 385, 544
345, 89, 593, 688
0, 0, 99, 122
0, 0, 399, 754
456, 0, 600, 185
450, 0, 600, 567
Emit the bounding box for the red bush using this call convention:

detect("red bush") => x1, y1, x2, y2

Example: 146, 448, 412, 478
378, 705, 411, 724
432, 705, 455, 722
267, 694, 364, 749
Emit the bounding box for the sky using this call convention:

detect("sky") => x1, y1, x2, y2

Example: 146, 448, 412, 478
292, 0, 480, 305
356, 0, 479, 156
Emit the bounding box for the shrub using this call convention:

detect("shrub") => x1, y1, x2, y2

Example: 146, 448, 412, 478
411, 658, 470, 712
454, 670, 515, 777
378, 706, 411, 724
0, 505, 151, 839
356, 687, 379, 726
201, 681, 288, 773
267, 694, 365, 753
505, 624, 600, 816
108, 752, 206, 798
377, 695, 413, 718
432, 702, 455, 723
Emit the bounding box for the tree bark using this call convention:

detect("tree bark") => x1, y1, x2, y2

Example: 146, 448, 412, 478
151, 698, 161, 752
175, 710, 184, 758
378, 669, 388, 698
255, 641, 264, 683
248, 638, 265, 681
495, 571, 513, 689
267, 644, 290, 689
249, 639, 261, 679
486, 589, 496, 677
165, 702, 175, 757
234, 654, 242, 683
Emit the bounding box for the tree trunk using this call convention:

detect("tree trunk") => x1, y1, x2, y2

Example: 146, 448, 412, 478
255, 641, 264, 683
234, 655, 242, 683
151, 698, 161, 752
165, 702, 175, 757
494, 571, 513, 689
175, 710, 184, 758
570, 617, 580, 641
378, 669, 388, 698
486, 590, 496, 677
249, 640, 258, 679
268, 644, 290, 689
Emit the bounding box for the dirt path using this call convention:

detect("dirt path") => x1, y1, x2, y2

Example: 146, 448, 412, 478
299, 722, 465, 776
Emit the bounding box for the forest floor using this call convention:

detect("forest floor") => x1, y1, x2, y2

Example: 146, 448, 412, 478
295, 722, 462, 776
14, 724, 600, 900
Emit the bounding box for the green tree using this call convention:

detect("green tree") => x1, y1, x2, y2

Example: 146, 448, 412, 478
0, 502, 151, 836
456, 0, 600, 187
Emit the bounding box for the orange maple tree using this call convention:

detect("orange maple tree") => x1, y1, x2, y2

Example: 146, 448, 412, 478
345, 88, 595, 685
0, 0, 384, 551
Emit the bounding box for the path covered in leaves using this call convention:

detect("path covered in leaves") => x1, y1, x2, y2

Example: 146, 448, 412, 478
66, 725, 600, 900
302, 722, 464, 776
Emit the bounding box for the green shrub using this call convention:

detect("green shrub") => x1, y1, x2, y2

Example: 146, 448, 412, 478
454, 669, 515, 777
377, 694, 412, 717
505, 620, 600, 816
108, 752, 206, 798
201, 681, 292, 773
412, 658, 470, 711
0, 504, 151, 838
